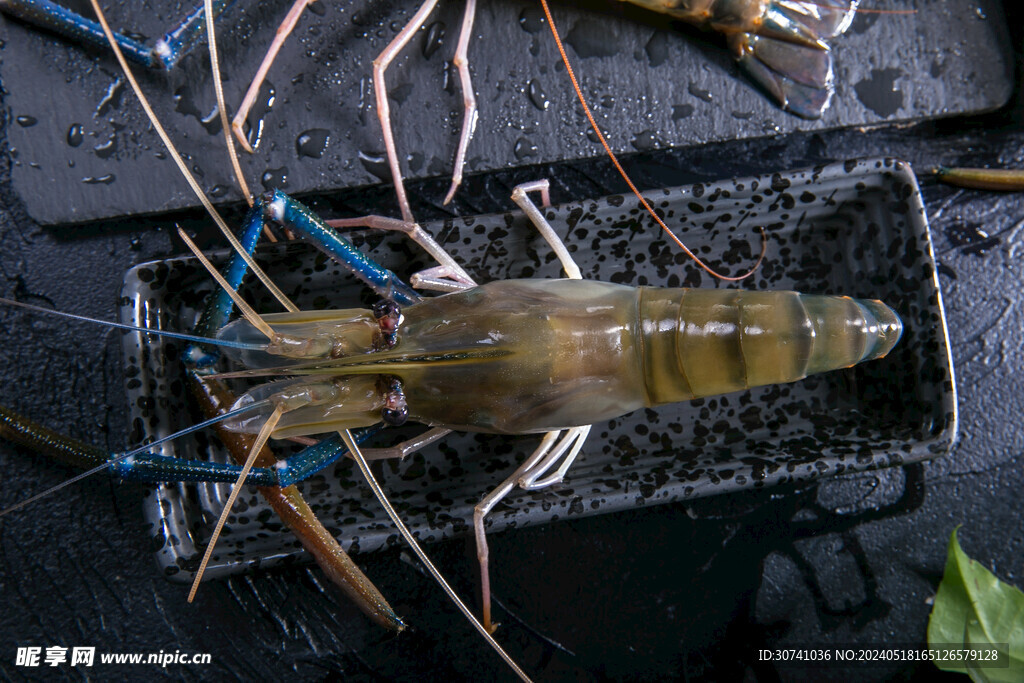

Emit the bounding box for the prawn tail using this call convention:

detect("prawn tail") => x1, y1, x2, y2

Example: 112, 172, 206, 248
731, 0, 860, 119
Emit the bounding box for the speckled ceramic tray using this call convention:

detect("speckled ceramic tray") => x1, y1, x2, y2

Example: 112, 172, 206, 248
120, 157, 956, 582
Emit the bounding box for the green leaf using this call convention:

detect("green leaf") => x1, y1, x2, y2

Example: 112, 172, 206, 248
927, 528, 1024, 682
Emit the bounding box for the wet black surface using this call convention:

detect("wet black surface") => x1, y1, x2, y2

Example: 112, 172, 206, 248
0, 4, 1023, 683
0, 0, 1014, 224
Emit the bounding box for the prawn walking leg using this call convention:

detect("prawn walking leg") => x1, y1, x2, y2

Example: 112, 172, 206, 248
224, 0, 480, 219
473, 180, 590, 631
230, 0, 318, 153
371, 0, 442, 223
327, 214, 475, 292
372, 0, 480, 222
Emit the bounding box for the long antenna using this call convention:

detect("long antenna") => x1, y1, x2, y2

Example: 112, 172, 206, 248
0, 297, 264, 351
188, 404, 285, 602
339, 429, 533, 683
202, 0, 256, 210
538, 0, 767, 282
87, 0, 297, 312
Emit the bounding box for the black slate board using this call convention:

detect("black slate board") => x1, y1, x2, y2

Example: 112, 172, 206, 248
0, 0, 1014, 225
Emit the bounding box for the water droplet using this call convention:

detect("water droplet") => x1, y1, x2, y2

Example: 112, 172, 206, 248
296, 129, 330, 159
688, 83, 713, 103
261, 167, 289, 190
645, 32, 669, 68
946, 222, 999, 256
407, 151, 424, 173
358, 151, 391, 182
672, 104, 694, 120
527, 79, 549, 111
240, 81, 277, 151
853, 68, 903, 117
390, 81, 413, 104
94, 137, 117, 159
586, 128, 608, 145
173, 86, 221, 135
129, 236, 142, 251
731, 111, 754, 121
600, 94, 614, 109
209, 185, 230, 198
67, 123, 84, 147
83, 174, 115, 185
422, 21, 445, 59
15, 115, 37, 127
564, 19, 618, 59
442, 61, 459, 95
513, 137, 538, 160
519, 7, 545, 33
630, 130, 661, 152
96, 78, 125, 117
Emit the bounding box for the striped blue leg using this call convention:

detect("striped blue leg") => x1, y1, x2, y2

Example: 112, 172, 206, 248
0, 404, 375, 488
0, 0, 234, 70
262, 190, 421, 306
112, 428, 380, 486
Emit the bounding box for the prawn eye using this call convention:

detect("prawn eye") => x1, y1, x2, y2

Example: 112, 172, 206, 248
372, 300, 400, 320
373, 300, 402, 349
381, 405, 408, 426
380, 375, 408, 426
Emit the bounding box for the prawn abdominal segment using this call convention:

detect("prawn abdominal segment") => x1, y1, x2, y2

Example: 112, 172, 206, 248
221, 279, 902, 440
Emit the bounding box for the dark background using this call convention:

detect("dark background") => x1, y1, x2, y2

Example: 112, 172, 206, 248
0, 2, 1023, 681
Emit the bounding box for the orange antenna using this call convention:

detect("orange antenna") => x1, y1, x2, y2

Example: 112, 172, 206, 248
538, 0, 767, 282
815, 1, 917, 15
